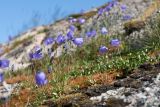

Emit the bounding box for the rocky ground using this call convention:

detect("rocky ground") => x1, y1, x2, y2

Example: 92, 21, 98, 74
46, 63, 160, 107
0, 0, 160, 107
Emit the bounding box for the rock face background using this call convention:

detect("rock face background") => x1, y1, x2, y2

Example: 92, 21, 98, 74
0, 0, 160, 106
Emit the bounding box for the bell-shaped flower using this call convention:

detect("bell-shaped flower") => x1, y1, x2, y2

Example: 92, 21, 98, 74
99, 46, 108, 54
91, 30, 97, 37
78, 18, 85, 24
44, 37, 54, 45
86, 30, 96, 38
0, 73, 4, 83
29, 46, 43, 60
105, 6, 112, 12
105, 2, 114, 12
73, 38, 83, 47
34, 45, 42, 54
123, 15, 132, 20
121, 4, 127, 11
56, 34, 66, 45
29, 51, 43, 60
69, 25, 76, 32
0, 59, 10, 68
98, 8, 104, 15
35, 71, 48, 86
67, 31, 74, 40
69, 18, 77, 23
86, 31, 92, 38
112, 0, 118, 6
110, 39, 120, 47
101, 27, 108, 35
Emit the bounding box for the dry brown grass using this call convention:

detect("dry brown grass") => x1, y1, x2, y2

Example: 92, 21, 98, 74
68, 71, 122, 89
3, 71, 54, 107
7, 88, 34, 107
51, 93, 89, 107
6, 75, 28, 84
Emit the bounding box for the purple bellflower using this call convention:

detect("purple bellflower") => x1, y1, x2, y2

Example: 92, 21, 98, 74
73, 38, 83, 47
99, 46, 108, 54
44, 37, 54, 45
56, 34, 66, 45
86, 30, 96, 38
78, 18, 85, 24
29, 52, 43, 60
34, 46, 42, 53
0, 73, 4, 83
69, 18, 77, 23
110, 39, 120, 47
69, 25, 76, 32
29, 46, 43, 60
123, 15, 132, 20
67, 31, 74, 40
101, 27, 108, 35
121, 4, 127, 11
98, 8, 104, 15
35, 71, 48, 86
0, 59, 10, 68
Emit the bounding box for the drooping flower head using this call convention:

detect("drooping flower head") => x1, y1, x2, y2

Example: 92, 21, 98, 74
73, 38, 83, 47
86, 31, 92, 38
69, 18, 77, 23
0, 59, 10, 68
123, 15, 132, 20
34, 45, 42, 53
44, 37, 54, 45
121, 4, 127, 11
69, 25, 76, 32
110, 39, 120, 47
105, 1, 114, 12
105, 5, 112, 12
67, 31, 74, 40
29, 46, 43, 60
101, 27, 108, 35
105, 0, 118, 12
29, 52, 43, 60
86, 30, 96, 38
112, 0, 118, 6
98, 8, 104, 15
78, 18, 85, 24
0, 73, 4, 83
35, 71, 48, 86
99, 46, 108, 54
56, 34, 66, 45
91, 30, 97, 37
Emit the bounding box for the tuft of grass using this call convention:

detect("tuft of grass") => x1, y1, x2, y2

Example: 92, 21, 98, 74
37, 27, 49, 34
141, 14, 160, 51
